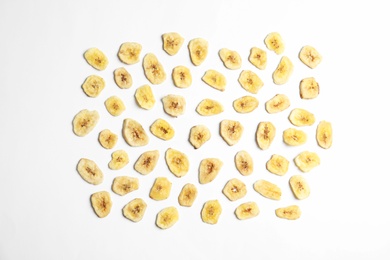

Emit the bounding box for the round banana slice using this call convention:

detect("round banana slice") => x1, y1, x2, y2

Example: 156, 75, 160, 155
162, 94, 186, 117
266, 154, 289, 176
196, 99, 224, 116
72, 109, 99, 137
275, 205, 301, 220
289, 108, 315, 126
114, 67, 132, 89
108, 150, 129, 170
189, 125, 211, 149
122, 118, 149, 147
150, 118, 175, 141
289, 175, 310, 200
219, 48, 242, 70
162, 32, 184, 56
134, 150, 160, 175
199, 158, 223, 184
143, 53, 166, 85
188, 38, 208, 66
235, 202, 260, 220
300, 77, 320, 99
220, 120, 244, 146
249, 47, 267, 70
265, 94, 290, 114
118, 42, 142, 65
238, 70, 264, 94
112, 176, 139, 196
316, 121, 333, 149
123, 198, 147, 222
223, 178, 247, 201
256, 122, 276, 150
201, 200, 222, 225
272, 56, 293, 85
264, 32, 285, 54
299, 45, 322, 69
178, 183, 198, 207
105, 96, 126, 116
90, 191, 112, 218
149, 177, 172, 201
254, 180, 282, 200
233, 96, 259, 113
172, 66, 192, 88
135, 85, 155, 110
165, 148, 189, 177
283, 128, 307, 146
98, 129, 118, 149
294, 151, 320, 172
202, 70, 226, 91
76, 158, 104, 185
156, 206, 179, 229
84, 47, 109, 70
234, 150, 253, 176
81, 75, 105, 97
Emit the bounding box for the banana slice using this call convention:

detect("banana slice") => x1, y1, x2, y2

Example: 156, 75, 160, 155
188, 38, 208, 66
299, 45, 322, 69
98, 129, 118, 149
265, 94, 290, 114
82, 75, 105, 97
149, 177, 172, 201
178, 183, 198, 207
142, 53, 166, 85
238, 70, 264, 94
201, 200, 222, 225
316, 121, 333, 149
72, 109, 99, 137
289, 108, 315, 126
150, 118, 175, 141
189, 125, 211, 149
254, 180, 282, 200
235, 202, 260, 220
264, 32, 285, 54
105, 96, 126, 116
162, 32, 184, 55
162, 94, 186, 117
165, 148, 189, 177
294, 151, 320, 172
233, 96, 259, 113
135, 85, 155, 110
289, 175, 310, 200
249, 47, 267, 70
114, 67, 132, 89
112, 176, 139, 196
234, 150, 253, 176
122, 118, 149, 147
275, 205, 301, 220
90, 191, 112, 218
199, 158, 223, 184
266, 154, 289, 176
118, 42, 142, 65
84, 48, 109, 70
272, 56, 293, 85
223, 178, 247, 201
283, 128, 307, 146
108, 150, 129, 170
202, 70, 226, 91
156, 206, 179, 229
219, 48, 242, 70
77, 158, 104, 185
300, 77, 320, 99
256, 121, 276, 150
220, 120, 244, 146
196, 99, 224, 116
172, 66, 192, 88
123, 198, 147, 222
134, 150, 160, 175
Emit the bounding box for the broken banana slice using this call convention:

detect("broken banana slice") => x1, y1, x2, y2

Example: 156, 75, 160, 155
272, 56, 293, 85
249, 47, 267, 70
77, 158, 104, 185
118, 42, 142, 65
105, 96, 126, 116
256, 122, 276, 150
122, 118, 149, 147
143, 53, 166, 85
162, 94, 186, 117
188, 38, 208, 66
299, 45, 322, 69
90, 191, 112, 218
235, 202, 260, 220
84, 47, 109, 70
178, 183, 198, 207
172, 66, 192, 88
165, 148, 189, 177
289, 108, 315, 126
300, 77, 320, 99
283, 128, 307, 146
134, 150, 160, 175
72, 109, 99, 137
201, 200, 222, 225
135, 85, 155, 110
156, 206, 179, 229
108, 150, 129, 170
114, 67, 132, 89
238, 70, 264, 94
316, 121, 333, 149
220, 120, 244, 146
81, 75, 105, 97
266, 154, 289, 176
112, 176, 139, 196
219, 48, 242, 70
254, 180, 282, 200
199, 158, 223, 184
123, 198, 147, 222
265, 94, 290, 114
289, 175, 310, 200
223, 178, 247, 201
264, 32, 285, 54
233, 96, 259, 113
98, 129, 118, 149
202, 70, 226, 91
162, 32, 184, 55
189, 125, 211, 149
196, 99, 224, 116
234, 150, 253, 176
150, 118, 175, 141
150, 177, 172, 201
294, 151, 320, 172
275, 205, 301, 220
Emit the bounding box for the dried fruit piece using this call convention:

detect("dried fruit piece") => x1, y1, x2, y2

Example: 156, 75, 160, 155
162, 94, 186, 117
76, 158, 104, 185
202, 70, 226, 91
134, 150, 160, 175
233, 96, 259, 113
299, 45, 322, 69
123, 198, 147, 222
118, 42, 142, 65
90, 191, 112, 218
265, 94, 290, 114
98, 129, 118, 149
189, 125, 211, 149
201, 200, 222, 224
122, 118, 149, 147
143, 53, 166, 84
114, 67, 132, 89
135, 85, 155, 110
234, 151, 253, 176
81, 75, 105, 97
105, 96, 126, 116
235, 202, 260, 220
275, 205, 301, 220
264, 32, 285, 54
220, 120, 244, 146
108, 150, 129, 170
149, 177, 172, 201
84, 48, 109, 70
266, 154, 289, 176
316, 121, 333, 149
238, 70, 264, 94
72, 109, 99, 137
272, 56, 293, 85
150, 118, 175, 141
294, 151, 320, 172
219, 48, 242, 69
196, 99, 224, 116
254, 180, 282, 200
223, 178, 247, 201
112, 176, 139, 196
256, 122, 276, 150
249, 47, 267, 70
300, 77, 319, 99
199, 158, 223, 184
156, 207, 179, 229
289, 108, 315, 126
188, 38, 208, 66
162, 32, 184, 55
283, 128, 307, 146
289, 175, 310, 200
172, 66, 192, 88
165, 148, 189, 177
178, 184, 198, 207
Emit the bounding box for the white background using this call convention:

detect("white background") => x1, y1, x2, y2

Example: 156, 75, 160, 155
1, 0, 389, 259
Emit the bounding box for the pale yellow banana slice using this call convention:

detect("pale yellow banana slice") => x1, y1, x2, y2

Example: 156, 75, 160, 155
165, 148, 189, 177
201, 200, 222, 224
162, 94, 186, 117
300, 77, 320, 99
162, 32, 184, 55
238, 70, 264, 94
223, 178, 247, 201
196, 99, 224, 116
77, 158, 104, 185
265, 94, 290, 114
256, 122, 276, 150
118, 42, 142, 65
108, 150, 129, 170
150, 118, 175, 141
289, 175, 310, 200
235, 202, 260, 220
156, 207, 179, 229
299, 45, 322, 69
266, 154, 289, 176
289, 108, 315, 126
122, 118, 149, 146
188, 38, 208, 66
275, 205, 301, 220
234, 150, 253, 176
114, 67, 132, 89
264, 32, 285, 54
316, 121, 333, 149
112, 176, 139, 196
189, 125, 211, 149
143, 53, 166, 85
172, 66, 192, 88
105, 96, 126, 116
81, 75, 105, 97
90, 191, 112, 218
98, 129, 118, 149
134, 150, 160, 175
233, 96, 259, 113
294, 151, 320, 172
178, 183, 198, 207
84, 47, 108, 70
283, 128, 307, 146
123, 198, 147, 222
135, 85, 155, 110
199, 158, 223, 184
219, 48, 242, 70
220, 120, 244, 146
272, 56, 293, 85
249, 47, 267, 70
149, 177, 172, 201
254, 180, 282, 200
72, 109, 99, 137
202, 70, 226, 91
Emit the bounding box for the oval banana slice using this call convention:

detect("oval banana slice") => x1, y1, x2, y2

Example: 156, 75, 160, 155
289, 108, 315, 126
199, 158, 223, 184
150, 177, 172, 201
172, 65, 192, 88
134, 150, 160, 175
90, 191, 112, 218
165, 148, 189, 177
219, 48, 242, 70
238, 70, 264, 94
77, 158, 104, 185
265, 94, 290, 114
196, 99, 224, 116
300, 77, 319, 99
156, 206, 179, 229
123, 198, 147, 222
114, 67, 132, 89
235, 202, 260, 220
256, 121, 276, 150
178, 183, 198, 207
135, 85, 155, 110
220, 120, 244, 146
254, 180, 282, 200
162, 94, 186, 117
202, 70, 226, 91
223, 178, 247, 201
234, 150, 253, 176
264, 32, 285, 54
316, 121, 333, 149
118, 42, 142, 65
105, 96, 126, 116
188, 38, 208, 66
299, 45, 322, 69
72, 109, 99, 137
266, 154, 289, 176
108, 150, 129, 170
294, 151, 320, 172
84, 47, 109, 70
283, 128, 307, 146
142, 53, 166, 85
289, 175, 310, 200
189, 125, 211, 149
81, 75, 105, 97
272, 56, 293, 85
112, 176, 139, 196
275, 205, 301, 220
233, 96, 259, 113
201, 200, 222, 225
162, 32, 184, 56
150, 118, 175, 141
249, 47, 267, 70
122, 118, 149, 147
98, 129, 118, 149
